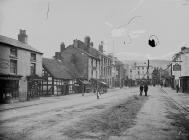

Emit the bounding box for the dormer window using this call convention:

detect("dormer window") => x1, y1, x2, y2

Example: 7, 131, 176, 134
10, 47, 17, 58
31, 53, 36, 62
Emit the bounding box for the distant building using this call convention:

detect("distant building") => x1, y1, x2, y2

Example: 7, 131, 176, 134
114, 58, 126, 87
0, 29, 43, 103
99, 43, 113, 88
128, 62, 153, 85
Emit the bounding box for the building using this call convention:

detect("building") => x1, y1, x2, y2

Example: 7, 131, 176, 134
42, 58, 79, 95
171, 47, 189, 93
0, 30, 43, 103
128, 62, 153, 85
54, 37, 100, 92
99, 43, 113, 88
114, 58, 126, 87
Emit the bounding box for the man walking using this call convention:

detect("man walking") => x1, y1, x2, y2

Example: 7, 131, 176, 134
144, 83, 148, 96
176, 84, 179, 93
96, 84, 100, 99
139, 83, 144, 96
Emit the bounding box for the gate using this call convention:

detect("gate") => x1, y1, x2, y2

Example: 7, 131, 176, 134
27, 75, 42, 100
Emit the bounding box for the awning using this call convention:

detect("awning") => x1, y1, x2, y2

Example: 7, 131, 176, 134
0, 73, 22, 80
27, 74, 43, 81
179, 76, 189, 79
80, 80, 91, 85
98, 81, 108, 86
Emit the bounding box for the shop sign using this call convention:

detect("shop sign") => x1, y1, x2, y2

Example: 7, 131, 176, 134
173, 63, 181, 71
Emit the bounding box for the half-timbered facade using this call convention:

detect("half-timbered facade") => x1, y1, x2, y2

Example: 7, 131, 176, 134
42, 58, 79, 95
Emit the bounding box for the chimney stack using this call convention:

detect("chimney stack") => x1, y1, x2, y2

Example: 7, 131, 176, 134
60, 42, 65, 52
84, 36, 91, 48
99, 41, 103, 53
18, 29, 28, 44
73, 39, 79, 48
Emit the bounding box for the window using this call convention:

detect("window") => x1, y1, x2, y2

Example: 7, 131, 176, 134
10, 47, 17, 57
10, 59, 17, 74
31, 53, 36, 62
30, 63, 36, 75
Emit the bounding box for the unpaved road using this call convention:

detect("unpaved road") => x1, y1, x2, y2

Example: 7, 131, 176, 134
0, 88, 138, 140
0, 87, 189, 140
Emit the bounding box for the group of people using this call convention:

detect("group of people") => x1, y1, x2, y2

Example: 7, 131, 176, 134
139, 83, 148, 96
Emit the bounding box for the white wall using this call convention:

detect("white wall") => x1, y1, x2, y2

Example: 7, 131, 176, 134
0, 44, 42, 101
181, 53, 189, 76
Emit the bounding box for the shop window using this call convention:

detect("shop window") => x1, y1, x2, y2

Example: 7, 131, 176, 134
10, 59, 17, 74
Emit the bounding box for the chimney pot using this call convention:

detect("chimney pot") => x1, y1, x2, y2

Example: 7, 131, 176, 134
18, 29, 28, 44
60, 42, 65, 52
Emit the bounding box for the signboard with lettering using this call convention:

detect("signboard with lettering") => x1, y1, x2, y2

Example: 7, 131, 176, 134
0, 58, 9, 69
173, 63, 181, 71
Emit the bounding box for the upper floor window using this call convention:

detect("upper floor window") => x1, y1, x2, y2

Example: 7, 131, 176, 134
10, 59, 17, 74
31, 53, 36, 62
30, 63, 36, 75
10, 47, 17, 57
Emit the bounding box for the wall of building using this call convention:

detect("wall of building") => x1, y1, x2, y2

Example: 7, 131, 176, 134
181, 53, 189, 76
99, 54, 113, 87
60, 47, 88, 79
17, 49, 42, 100
88, 57, 100, 80
0, 44, 10, 74
0, 44, 42, 101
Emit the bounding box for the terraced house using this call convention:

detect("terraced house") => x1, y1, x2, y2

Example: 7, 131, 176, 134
0, 30, 43, 103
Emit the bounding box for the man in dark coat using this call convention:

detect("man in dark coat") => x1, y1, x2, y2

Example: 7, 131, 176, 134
176, 84, 179, 93
144, 83, 148, 96
139, 83, 144, 96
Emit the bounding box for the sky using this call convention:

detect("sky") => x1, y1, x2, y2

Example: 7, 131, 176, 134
0, 0, 189, 60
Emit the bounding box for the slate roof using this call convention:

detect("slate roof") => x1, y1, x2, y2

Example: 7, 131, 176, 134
0, 35, 43, 54
42, 58, 79, 80
67, 44, 100, 60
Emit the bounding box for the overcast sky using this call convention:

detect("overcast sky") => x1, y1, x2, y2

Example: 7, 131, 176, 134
0, 0, 189, 60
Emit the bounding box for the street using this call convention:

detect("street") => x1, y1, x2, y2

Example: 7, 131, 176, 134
0, 87, 189, 140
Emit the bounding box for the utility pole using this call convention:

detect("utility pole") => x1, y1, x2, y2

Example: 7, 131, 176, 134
147, 59, 149, 83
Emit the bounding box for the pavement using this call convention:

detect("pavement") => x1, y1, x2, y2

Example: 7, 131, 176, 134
161, 87, 189, 111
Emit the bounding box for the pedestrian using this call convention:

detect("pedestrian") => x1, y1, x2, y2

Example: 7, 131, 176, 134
176, 84, 179, 93
96, 84, 100, 99
139, 83, 144, 96
144, 83, 148, 96
160, 82, 163, 88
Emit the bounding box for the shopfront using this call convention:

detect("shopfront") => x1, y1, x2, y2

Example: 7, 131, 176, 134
0, 74, 22, 103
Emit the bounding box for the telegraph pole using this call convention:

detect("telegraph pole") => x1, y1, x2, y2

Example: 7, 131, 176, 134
147, 59, 149, 84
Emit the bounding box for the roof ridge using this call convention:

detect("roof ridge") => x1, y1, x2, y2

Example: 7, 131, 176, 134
0, 34, 42, 54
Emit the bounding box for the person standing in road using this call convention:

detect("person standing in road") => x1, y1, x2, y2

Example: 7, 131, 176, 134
144, 83, 148, 96
96, 84, 100, 99
176, 84, 179, 93
139, 83, 144, 96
